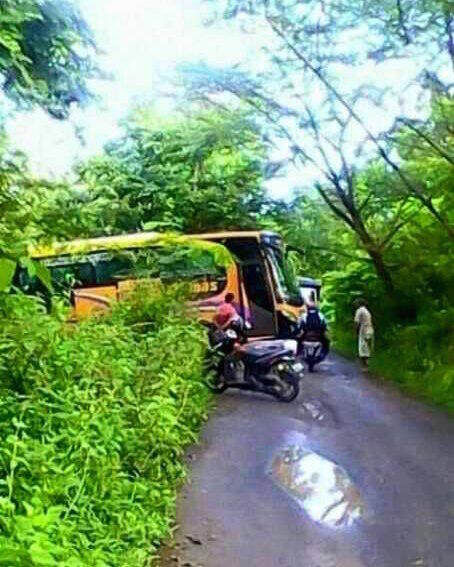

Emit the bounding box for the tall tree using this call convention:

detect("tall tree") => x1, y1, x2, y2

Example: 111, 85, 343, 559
209, 0, 453, 71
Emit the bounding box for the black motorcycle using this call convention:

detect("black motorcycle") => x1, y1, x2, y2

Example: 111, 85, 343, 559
300, 337, 327, 372
207, 326, 303, 402
295, 309, 330, 373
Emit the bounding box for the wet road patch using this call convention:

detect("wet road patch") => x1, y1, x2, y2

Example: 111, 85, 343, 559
300, 401, 326, 422
298, 399, 339, 428
270, 441, 364, 528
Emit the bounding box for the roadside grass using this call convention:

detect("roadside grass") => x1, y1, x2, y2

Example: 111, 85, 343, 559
332, 324, 454, 416
0, 283, 213, 566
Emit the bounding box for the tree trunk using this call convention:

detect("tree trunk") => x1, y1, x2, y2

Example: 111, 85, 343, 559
354, 221, 396, 293
366, 247, 395, 294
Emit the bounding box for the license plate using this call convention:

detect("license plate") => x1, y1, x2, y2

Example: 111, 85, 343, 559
292, 362, 304, 373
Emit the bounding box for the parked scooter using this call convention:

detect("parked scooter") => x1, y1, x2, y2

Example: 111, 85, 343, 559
207, 323, 304, 402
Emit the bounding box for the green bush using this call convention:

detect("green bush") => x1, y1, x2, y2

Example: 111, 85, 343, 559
370, 308, 454, 411
0, 283, 212, 566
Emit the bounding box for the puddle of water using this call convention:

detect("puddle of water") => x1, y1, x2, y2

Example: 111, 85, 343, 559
270, 442, 364, 528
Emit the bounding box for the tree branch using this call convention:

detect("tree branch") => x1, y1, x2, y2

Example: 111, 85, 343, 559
306, 243, 373, 262
396, 0, 411, 45
445, 9, 454, 70
303, 104, 340, 182
357, 190, 375, 213
266, 16, 454, 237
315, 182, 356, 230
379, 198, 420, 250
395, 117, 454, 166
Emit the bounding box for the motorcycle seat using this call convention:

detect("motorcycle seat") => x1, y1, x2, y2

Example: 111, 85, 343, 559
239, 339, 297, 363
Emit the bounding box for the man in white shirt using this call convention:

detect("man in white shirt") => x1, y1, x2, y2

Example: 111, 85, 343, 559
354, 298, 374, 369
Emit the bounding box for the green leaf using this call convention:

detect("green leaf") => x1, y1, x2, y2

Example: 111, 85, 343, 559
24, 258, 37, 278
29, 542, 55, 566
0, 544, 29, 565
34, 261, 53, 291
0, 258, 16, 291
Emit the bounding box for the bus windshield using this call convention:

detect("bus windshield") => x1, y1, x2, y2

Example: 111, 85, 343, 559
264, 245, 300, 304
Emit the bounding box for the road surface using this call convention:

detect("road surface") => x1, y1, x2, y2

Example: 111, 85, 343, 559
159, 355, 454, 567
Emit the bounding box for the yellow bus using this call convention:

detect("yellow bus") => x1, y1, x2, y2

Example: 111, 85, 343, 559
25, 231, 305, 338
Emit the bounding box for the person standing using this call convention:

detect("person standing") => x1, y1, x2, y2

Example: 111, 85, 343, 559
353, 298, 374, 369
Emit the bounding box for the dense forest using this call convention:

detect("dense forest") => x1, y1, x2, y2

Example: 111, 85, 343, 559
0, 0, 452, 565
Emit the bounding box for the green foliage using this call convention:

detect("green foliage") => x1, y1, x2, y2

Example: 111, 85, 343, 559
207, 0, 453, 72
77, 108, 269, 234
142, 233, 234, 269
0, 0, 98, 118
0, 132, 57, 290
0, 284, 212, 565
322, 257, 454, 413
0, 258, 16, 291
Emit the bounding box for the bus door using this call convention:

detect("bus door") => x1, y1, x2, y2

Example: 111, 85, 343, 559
220, 237, 277, 337
240, 260, 277, 337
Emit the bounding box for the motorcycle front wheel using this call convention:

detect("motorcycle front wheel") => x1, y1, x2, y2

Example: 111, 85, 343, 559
269, 365, 300, 402
205, 373, 228, 393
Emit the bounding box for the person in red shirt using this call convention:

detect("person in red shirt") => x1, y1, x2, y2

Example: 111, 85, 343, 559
214, 293, 239, 330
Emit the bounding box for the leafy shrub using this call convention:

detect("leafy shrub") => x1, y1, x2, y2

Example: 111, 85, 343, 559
0, 283, 212, 566
323, 262, 454, 414
371, 307, 454, 411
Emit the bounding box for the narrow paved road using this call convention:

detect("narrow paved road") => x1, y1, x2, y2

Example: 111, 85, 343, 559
160, 355, 454, 567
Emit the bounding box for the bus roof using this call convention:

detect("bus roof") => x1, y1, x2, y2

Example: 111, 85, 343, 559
30, 230, 278, 259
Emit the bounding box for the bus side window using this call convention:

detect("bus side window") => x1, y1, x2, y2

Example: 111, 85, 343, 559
95, 257, 134, 286
50, 263, 96, 291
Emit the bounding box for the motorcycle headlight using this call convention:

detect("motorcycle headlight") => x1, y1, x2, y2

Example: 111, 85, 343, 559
225, 329, 238, 339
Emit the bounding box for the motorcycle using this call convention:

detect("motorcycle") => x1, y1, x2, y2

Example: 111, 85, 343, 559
297, 328, 329, 373
301, 339, 325, 373
207, 325, 303, 402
